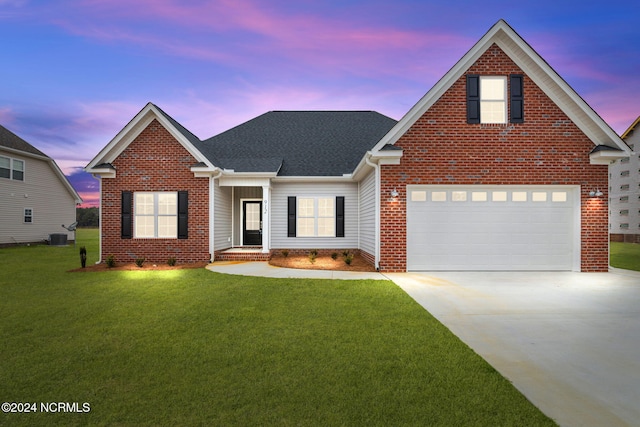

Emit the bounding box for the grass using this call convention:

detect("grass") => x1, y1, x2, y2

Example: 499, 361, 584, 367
610, 242, 640, 271
0, 229, 555, 426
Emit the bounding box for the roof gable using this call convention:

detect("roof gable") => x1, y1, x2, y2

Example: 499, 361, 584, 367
371, 19, 630, 156
85, 102, 212, 173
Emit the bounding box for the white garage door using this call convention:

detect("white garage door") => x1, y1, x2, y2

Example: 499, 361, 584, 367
407, 186, 578, 271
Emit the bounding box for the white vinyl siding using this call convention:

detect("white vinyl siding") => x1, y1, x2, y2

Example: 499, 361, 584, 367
271, 181, 358, 249
213, 180, 232, 251
358, 170, 376, 257
0, 151, 76, 244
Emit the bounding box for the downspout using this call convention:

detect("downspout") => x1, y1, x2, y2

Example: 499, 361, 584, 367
365, 154, 380, 270
210, 169, 223, 262
96, 176, 103, 264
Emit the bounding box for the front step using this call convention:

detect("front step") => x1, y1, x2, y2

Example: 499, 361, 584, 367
214, 248, 270, 262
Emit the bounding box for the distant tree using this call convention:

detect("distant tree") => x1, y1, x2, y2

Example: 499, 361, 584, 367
76, 207, 99, 227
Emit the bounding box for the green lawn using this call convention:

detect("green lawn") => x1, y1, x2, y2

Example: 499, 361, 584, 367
1, 229, 554, 426
610, 242, 640, 271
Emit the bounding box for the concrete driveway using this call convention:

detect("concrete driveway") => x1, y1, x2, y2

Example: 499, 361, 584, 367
386, 269, 640, 427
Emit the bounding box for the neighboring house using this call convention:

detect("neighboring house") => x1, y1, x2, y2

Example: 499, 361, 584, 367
610, 117, 640, 243
1, 124, 82, 245
86, 20, 630, 272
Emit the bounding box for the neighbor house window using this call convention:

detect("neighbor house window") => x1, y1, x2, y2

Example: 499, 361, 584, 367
0, 156, 24, 181
134, 192, 178, 238
24, 208, 33, 223
297, 197, 335, 237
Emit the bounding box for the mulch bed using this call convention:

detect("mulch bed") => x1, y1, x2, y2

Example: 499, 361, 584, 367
269, 253, 376, 272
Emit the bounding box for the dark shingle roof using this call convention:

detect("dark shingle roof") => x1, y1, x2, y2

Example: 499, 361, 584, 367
153, 103, 202, 146
196, 111, 397, 176
0, 124, 49, 158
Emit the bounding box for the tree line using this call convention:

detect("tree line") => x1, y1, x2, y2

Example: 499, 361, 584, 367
76, 207, 99, 227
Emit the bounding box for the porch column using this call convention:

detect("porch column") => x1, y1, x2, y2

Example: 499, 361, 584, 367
262, 184, 270, 253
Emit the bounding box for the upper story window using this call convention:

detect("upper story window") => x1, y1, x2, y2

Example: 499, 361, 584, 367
480, 77, 507, 124
467, 74, 523, 124
0, 156, 24, 181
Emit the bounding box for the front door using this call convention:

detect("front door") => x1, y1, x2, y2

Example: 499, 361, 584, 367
242, 201, 262, 246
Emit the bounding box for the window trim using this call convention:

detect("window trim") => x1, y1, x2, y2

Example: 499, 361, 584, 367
134, 191, 178, 239
297, 196, 335, 238
0, 155, 25, 181
24, 208, 33, 224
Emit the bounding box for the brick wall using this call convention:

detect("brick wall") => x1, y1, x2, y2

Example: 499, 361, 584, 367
379, 44, 609, 272
101, 119, 210, 264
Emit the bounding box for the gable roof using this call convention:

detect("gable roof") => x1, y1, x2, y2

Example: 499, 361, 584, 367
85, 102, 213, 173
371, 19, 630, 159
0, 124, 82, 203
196, 111, 397, 176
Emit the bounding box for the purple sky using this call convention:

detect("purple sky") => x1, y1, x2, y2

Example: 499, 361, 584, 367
1, 1, 639, 207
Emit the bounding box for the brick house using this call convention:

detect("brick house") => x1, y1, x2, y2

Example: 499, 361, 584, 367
86, 20, 630, 272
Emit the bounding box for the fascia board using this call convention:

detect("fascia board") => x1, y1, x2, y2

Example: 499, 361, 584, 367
589, 149, 629, 165
271, 175, 354, 183
48, 158, 83, 203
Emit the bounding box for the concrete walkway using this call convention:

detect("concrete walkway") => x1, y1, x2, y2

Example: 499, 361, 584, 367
206, 261, 388, 280
387, 270, 640, 427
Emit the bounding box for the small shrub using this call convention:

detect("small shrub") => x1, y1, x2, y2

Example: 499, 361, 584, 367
135, 257, 145, 268
308, 252, 317, 264
342, 250, 350, 257
310, 249, 318, 257
344, 253, 354, 266
167, 257, 176, 266
331, 252, 338, 260
106, 255, 116, 268
79, 246, 87, 268
281, 249, 289, 258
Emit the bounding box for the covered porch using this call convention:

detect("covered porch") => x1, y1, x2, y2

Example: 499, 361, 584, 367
212, 176, 273, 262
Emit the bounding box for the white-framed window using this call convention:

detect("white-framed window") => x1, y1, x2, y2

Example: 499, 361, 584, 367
134, 192, 178, 238
24, 208, 33, 223
0, 156, 24, 181
480, 76, 507, 124
297, 197, 335, 237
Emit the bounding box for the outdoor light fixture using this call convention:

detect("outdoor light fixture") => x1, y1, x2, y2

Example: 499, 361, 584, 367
390, 188, 399, 198
589, 189, 603, 197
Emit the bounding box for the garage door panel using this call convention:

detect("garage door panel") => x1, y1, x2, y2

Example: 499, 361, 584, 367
407, 186, 577, 271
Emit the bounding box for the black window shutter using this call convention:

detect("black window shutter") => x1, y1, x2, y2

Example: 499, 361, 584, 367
121, 191, 132, 239
510, 74, 524, 123
178, 191, 188, 239
287, 196, 296, 237
466, 74, 480, 124
336, 196, 345, 237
